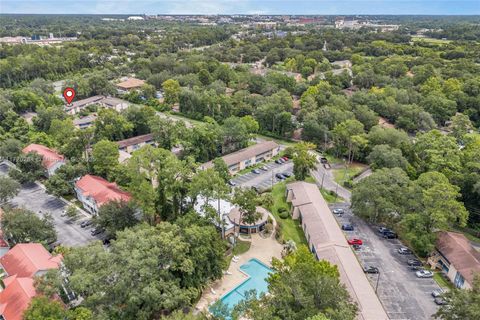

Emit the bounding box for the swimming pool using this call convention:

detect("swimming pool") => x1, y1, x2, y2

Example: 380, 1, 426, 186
216, 258, 272, 312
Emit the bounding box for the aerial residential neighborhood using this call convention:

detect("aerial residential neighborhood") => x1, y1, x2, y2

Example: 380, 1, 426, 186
0, 1, 479, 320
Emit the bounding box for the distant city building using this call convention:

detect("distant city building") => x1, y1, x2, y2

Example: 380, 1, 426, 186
22, 144, 65, 177
127, 16, 144, 21
74, 175, 132, 215
201, 140, 280, 175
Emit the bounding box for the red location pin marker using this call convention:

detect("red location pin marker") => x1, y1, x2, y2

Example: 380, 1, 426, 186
63, 87, 76, 104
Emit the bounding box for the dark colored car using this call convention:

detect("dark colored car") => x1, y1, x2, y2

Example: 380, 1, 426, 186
378, 227, 391, 234
407, 259, 422, 267
282, 172, 292, 178
383, 231, 398, 239
275, 159, 283, 164
320, 157, 328, 164
80, 220, 93, 228
342, 224, 354, 231
275, 173, 286, 180
91, 227, 103, 236
363, 266, 379, 274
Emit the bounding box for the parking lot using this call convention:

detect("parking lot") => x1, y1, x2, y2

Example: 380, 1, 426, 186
0, 162, 101, 247
329, 203, 441, 320
231, 160, 293, 191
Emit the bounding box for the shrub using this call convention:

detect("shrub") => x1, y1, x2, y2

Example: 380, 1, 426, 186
279, 210, 289, 219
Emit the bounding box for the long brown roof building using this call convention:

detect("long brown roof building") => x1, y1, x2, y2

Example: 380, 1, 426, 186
286, 181, 388, 320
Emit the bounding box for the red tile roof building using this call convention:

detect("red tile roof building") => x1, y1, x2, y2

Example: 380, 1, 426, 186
0, 243, 62, 320
74, 174, 132, 214
22, 144, 65, 177
0, 276, 36, 320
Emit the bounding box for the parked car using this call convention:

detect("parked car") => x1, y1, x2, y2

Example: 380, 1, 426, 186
378, 227, 391, 234
416, 270, 434, 278
383, 231, 398, 239
320, 157, 328, 164
282, 172, 292, 178
407, 259, 423, 267
281, 156, 289, 161
275, 173, 286, 180
363, 266, 379, 274
260, 166, 268, 171
342, 224, 354, 231
398, 247, 412, 255
347, 238, 363, 245
333, 208, 345, 215
275, 159, 283, 164
352, 244, 361, 251
251, 169, 261, 174
80, 220, 93, 228
431, 288, 445, 298
409, 265, 424, 271
434, 297, 448, 305
91, 227, 104, 236
228, 180, 237, 186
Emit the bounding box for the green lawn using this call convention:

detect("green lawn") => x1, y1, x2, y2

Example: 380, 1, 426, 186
332, 163, 367, 187
433, 272, 454, 290
233, 239, 251, 256
270, 180, 307, 245
411, 36, 451, 44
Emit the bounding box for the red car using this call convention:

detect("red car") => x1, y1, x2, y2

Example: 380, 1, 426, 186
347, 238, 363, 245
281, 156, 289, 161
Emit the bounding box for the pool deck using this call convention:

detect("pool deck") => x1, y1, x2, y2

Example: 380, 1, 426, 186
195, 231, 283, 312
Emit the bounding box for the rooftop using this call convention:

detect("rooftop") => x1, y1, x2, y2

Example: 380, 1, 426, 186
22, 144, 64, 169
0, 243, 62, 278
117, 133, 154, 149
436, 231, 480, 285
101, 97, 129, 107
66, 95, 104, 109
0, 276, 36, 320
75, 174, 132, 206
202, 140, 279, 169
116, 77, 145, 89
286, 182, 388, 320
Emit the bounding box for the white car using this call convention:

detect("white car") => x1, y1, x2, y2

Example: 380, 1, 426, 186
333, 208, 344, 215
416, 270, 434, 278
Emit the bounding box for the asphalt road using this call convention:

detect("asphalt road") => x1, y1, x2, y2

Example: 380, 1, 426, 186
231, 160, 293, 191
0, 163, 101, 247
329, 203, 441, 320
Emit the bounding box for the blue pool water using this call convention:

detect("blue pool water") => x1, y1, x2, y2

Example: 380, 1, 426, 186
216, 258, 272, 312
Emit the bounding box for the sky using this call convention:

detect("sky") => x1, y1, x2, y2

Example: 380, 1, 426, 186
1, 0, 479, 15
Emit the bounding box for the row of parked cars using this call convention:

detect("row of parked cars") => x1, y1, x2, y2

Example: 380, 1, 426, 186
395, 241, 449, 305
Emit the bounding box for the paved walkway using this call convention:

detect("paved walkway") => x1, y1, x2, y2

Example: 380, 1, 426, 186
195, 231, 283, 312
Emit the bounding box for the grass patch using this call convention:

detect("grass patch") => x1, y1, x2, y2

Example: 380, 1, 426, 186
332, 163, 367, 188
411, 36, 451, 44
256, 134, 298, 148
233, 239, 251, 256
433, 272, 454, 290
270, 180, 307, 245
304, 176, 343, 203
